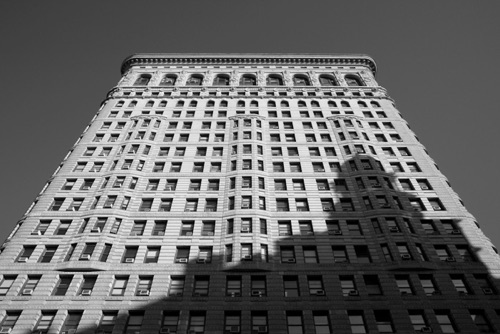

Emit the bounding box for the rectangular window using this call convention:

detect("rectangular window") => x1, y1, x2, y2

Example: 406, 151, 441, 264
284, 276, 300, 297
161, 311, 179, 334
250, 276, 267, 296
125, 311, 144, 333
435, 310, 457, 333
175, 247, 190, 263
281, 246, 296, 263
100, 243, 112, 262
347, 311, 367, 334
111, 276, 128, 296
169, 276, 185, 296
374, 310, 395, 333
39, 245, 58, 263
313, 311, 331, 334
188, 311, 206, 333
21, 275, 41, 295
0, 275, 17, 296
286, 311, 304, 334
122, 246, 138, 263
135, 276, 153, 296
17, 245, 35, 262
145, 246, 160, 263
79, 275, 97, 295
35, 311, 56, 332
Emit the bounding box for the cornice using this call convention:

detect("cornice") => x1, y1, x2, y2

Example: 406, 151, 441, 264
121, 54, 377, 76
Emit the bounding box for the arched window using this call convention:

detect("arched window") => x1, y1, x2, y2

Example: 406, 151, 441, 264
116, 100, 124, 107
207, 100, 215, 107
189, 101, 198, 107
358, 101, 367, 108
213, 75, 230, 86
128, 100, 137, 107
186, 74, 203, 86
237, 100, 245, 108
341, 101, 350, 108
160, 74, 177, 86
267, 75, 283, 86
220, 100, 228, 108
298, 100, 307, 108
268, 101, 276, 107
176, 101, 185, 107
280, 101, 289, 108
328, 101, 337, 108
145, 100, 154, 108
370, 101, 381, 108
159, 100, 167, 107
311, 101, 320, 108
345, 75, 364, 87
319, 75, 337, 86
240, 74, 256, 86
134, 74, 151, 86
250, 100, 258, 108
293, 75, 310, 86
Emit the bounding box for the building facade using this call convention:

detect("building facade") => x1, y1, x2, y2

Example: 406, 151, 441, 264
1, 54, 500, 334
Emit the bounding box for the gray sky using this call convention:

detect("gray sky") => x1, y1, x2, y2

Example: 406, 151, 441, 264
1, 1, 499, 247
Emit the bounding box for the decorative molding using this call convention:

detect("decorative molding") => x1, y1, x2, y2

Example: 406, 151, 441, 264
121, 54, 377, 75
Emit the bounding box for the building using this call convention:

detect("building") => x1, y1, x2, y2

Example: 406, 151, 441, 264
1, 54, 500, 334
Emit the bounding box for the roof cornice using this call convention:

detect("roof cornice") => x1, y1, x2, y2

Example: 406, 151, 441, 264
120, 53, 377, 76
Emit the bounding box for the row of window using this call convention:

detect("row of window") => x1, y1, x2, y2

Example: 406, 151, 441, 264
2, 272, 495, 299
131, 72, 366, 87
3, 307, 495, 334
30, 217, 462, 239
47, 192, 445, 213
15, 240, 475, 266
108, 106, 387, 118
71, 157, 420, 175
115, 99, 383, 109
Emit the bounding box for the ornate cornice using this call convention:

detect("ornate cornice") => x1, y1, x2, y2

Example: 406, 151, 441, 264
121, 54, 377, 76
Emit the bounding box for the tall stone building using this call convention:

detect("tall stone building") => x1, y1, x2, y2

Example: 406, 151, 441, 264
1, 54, 500, 334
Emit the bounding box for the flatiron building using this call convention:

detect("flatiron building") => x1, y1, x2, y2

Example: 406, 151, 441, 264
1, 54, 500, 334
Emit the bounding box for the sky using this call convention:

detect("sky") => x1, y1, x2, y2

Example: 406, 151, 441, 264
1, 1, 500, 247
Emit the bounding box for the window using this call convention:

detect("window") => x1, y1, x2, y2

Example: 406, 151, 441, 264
307, 276, 324, 296
321, 198, 334, 212
457, 245, 475, 262
211, 162, 222, 172
474, 274, 496, 295
35, 311, 56, 332
125, 311, 144, 333
0, 311, 21, 332
303, 246, 318, 263
79, 275, 97, 295
175, 247, 190, 263
395, 275, 413, 295
161, 311, 179, 334
17, 245, 35, 262
226, 276, 242, 296
295, 199, 309, 211
0, 275, 16, 295
267, 75, 283, 85
251, 276, 267, 296
332, 246, 348, 263
374, 310, 394, 333
279, 221, 292, 236
347, 311, 367, 333
241, 196, 252, 209
299, 221, 314, 236
286, 311, 304, 334
49, 198, 65, 211
312, 162, 325, 172
281, 246, 296, 263
283, 276, 300, 297
435, 310, 457, 333
99, 311, 118, 334
188, 311, 206, 333
168, 276, 185, 296
419, 275, 439, 296
251, 311, 268, 334
134, 276, 153, 296
32, 220, 51, 236
110, 276, 129, 296
429, 198, 445, 211
39, 245, 58, 263
345, 75, 364, 86
355, 245, 371, 263
158, 198, 172, 212
276, 199, 290, 211
100, 243, 112, 262
122, 246, 138, 263
21, 275, 40, 295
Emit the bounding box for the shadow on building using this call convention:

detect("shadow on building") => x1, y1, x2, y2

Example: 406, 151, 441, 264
12, 154, 500, 334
